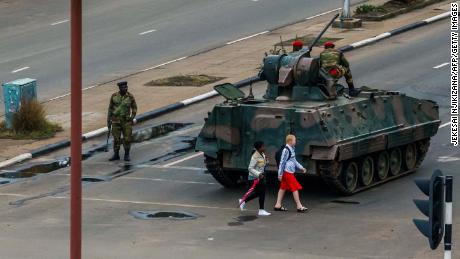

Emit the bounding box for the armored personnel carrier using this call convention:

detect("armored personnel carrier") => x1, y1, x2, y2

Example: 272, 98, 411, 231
195, 15, 440, 194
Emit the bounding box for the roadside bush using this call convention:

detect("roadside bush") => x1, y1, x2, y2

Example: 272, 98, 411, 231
355, 4, 387, 14
5, 99, 63, 139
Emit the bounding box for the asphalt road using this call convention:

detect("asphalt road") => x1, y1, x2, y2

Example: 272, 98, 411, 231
0, 0, 361, 101
0, 20, 454, 258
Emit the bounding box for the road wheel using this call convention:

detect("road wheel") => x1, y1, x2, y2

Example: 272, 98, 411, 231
376, 151, 390, 181
360, 156, 374, 186
205, 155, 241, 188
389, 148, 402, 176
341, 161, 359, 193
404, 143, 417, 170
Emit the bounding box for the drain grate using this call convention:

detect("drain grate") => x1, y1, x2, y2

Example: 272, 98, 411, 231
331, 200, 360, 205
130, 211, 201, 220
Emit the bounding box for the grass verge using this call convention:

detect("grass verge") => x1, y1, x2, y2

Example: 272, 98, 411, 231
145, 74, 225, 87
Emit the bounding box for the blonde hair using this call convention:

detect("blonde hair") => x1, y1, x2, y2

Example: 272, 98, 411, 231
285, 134, 296, 144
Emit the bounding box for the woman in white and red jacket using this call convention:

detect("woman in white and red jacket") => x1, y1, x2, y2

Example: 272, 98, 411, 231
239, 141, 271, 216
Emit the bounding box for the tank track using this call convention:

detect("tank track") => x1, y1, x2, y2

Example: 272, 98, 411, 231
318, 139, 430, 195
204, 155, 241, 188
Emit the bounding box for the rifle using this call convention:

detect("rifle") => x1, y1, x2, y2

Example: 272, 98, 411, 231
105, 122, 112, 152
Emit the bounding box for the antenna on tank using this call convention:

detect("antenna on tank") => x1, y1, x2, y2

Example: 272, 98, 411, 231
248, 82, 254, 99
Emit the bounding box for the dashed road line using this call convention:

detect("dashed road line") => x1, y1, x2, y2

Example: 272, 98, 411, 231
55, 196, 240, 210
0, 193, 240, 210
305, 8, 341, 20
440, 122, 451, 128
437, 156, 460, 163
163, 152, 204, 167
51, 19, 69, 26
226, 31, 269, 45
433, 62, 449, 69
11, 66, 30, 74
142, 56, 188, 72
120, 176, 216, 185
139, 29, 157, 35
137, 164, 205, 171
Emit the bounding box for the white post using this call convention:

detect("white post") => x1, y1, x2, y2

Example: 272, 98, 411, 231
444, 176, 453, 259
341, 0, 352, 20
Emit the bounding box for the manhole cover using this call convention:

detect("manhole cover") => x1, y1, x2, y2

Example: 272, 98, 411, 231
81, 176, 107, 182
331, 200, 360, 205
0, 179, 13, 185
130, 211, 201, 220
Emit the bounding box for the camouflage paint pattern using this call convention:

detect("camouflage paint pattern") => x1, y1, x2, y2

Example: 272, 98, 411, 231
196, 20, 440, 192
195, 49, 440, 193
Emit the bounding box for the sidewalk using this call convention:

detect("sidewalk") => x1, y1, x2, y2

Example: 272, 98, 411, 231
0, 0, 451, 161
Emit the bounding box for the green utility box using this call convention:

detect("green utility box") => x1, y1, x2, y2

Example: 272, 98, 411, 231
2, 78, 37, 129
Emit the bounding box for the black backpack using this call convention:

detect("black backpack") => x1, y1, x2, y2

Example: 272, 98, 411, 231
275, 145, 292, 167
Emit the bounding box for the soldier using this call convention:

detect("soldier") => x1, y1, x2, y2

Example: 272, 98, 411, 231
107, 81, 137, 161
292, 40, 303, 52
320, 41, 359, 96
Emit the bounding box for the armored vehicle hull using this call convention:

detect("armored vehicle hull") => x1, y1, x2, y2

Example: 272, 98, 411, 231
196, 89, 439, 195
195, 14, 439, 194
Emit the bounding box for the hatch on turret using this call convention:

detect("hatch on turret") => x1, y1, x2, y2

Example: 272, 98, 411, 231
214, 83, 245, 101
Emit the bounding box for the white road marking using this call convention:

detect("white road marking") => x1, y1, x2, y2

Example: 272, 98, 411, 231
46, 84, 109, 102
0, 193, 28, 197
48, 93, 70, 101
437, 156, 460, 163
142, 56, 188, 72
433, 62, 449, 69
51, 19, 69, 26
305, 7, 342, 20
120, 176, 216, 185
137, 164, 205, 171
11, 66, 30, 74
226, 31, 269, 45
0, 193, 242, 210
139, 29, 157, 35
440, 122, 451, 128
83, 85, 98, 91
163, 152, 204, 167
54, 196, 241, 210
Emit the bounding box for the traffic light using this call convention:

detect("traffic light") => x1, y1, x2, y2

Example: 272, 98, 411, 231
413, 169, 445, 250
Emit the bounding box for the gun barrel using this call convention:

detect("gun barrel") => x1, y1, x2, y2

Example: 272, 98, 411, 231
308, 13, 339, 51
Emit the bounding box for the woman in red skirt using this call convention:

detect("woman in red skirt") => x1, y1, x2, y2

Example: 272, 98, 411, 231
274, 134, 308, 213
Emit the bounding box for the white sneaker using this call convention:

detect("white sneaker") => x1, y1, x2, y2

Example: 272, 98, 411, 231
258, 209, 271, 216
239, 199, 246, 211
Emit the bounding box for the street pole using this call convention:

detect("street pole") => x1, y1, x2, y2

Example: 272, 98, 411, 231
341, 0, 352, 20
70, 0, 82, 258
444, 176, 453, 259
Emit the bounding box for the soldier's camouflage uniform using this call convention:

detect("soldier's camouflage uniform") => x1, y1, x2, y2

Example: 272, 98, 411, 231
108, 92, 137, 152
320, 48, 354, 86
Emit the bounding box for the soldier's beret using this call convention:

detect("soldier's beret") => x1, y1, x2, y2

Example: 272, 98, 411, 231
324, 41, 335, 48
117, 81, 128, 87
292, 40, 303, 47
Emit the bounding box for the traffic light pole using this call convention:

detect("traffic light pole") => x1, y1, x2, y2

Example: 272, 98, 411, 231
444, 176, 453, 259
70, 0, 82, 258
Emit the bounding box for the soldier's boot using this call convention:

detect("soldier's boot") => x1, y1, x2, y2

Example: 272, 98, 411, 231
124, 148, 131, 162
347, 82, 360, 97
109, 149, 120, 161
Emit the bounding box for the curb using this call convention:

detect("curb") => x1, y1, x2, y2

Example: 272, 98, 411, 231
338, 11, 449, 52
0, 10, 450, 169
